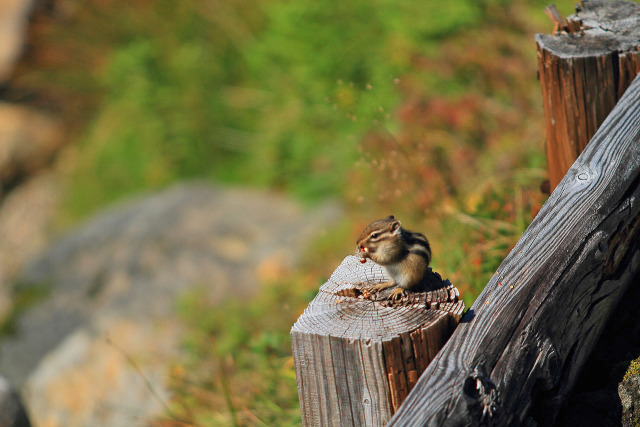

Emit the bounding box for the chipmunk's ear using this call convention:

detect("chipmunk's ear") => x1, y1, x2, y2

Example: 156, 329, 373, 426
385, 215, 395, 221
390, 219, 401, 234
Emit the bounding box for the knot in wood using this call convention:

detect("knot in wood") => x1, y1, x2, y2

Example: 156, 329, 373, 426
573, 166, 595, 185
463, 365, 500, 420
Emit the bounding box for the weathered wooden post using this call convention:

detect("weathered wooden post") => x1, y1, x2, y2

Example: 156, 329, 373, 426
537, 0, 640, 191
291, 256, 464, 426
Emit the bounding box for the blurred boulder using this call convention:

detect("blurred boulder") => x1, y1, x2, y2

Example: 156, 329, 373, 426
0, 103, 64, 195
0, 103, 65, 342
0, 0, 34, 83
0, 375, 31, 427
0, 182, 341, 427
0, 172, 60, 285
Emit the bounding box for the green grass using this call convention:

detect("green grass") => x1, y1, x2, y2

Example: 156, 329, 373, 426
158, 278, 317, 426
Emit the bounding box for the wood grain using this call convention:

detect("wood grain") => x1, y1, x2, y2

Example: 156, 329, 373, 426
388, 67, 640, 427
536, 0, 640, 190
292, 256, 464, 426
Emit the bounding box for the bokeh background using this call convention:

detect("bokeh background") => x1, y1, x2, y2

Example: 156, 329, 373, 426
0, 0, 575, 425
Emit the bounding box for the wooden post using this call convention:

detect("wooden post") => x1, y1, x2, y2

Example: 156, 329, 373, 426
536, 0, 640, 191
291, 256, 464, 426
388, 70, 640, 426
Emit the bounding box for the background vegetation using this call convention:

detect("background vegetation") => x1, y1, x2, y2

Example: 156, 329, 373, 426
14, 0, 576, 424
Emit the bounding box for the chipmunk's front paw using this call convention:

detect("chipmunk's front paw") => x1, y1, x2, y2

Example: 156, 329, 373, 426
367, 280, 395, 293
389, 287, 405, 301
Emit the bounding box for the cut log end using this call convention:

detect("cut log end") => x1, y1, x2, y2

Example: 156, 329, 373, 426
293, 256, 463, 338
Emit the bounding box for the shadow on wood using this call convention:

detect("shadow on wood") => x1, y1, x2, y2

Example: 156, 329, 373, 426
291, 256, 464, 426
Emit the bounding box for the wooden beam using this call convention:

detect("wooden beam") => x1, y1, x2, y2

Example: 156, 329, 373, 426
388, 70, 640, 425
291, 256, 464, 426
536, 0, 640, 191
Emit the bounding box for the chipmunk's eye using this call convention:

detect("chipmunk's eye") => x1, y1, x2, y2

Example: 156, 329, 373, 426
371, 232, 380, 239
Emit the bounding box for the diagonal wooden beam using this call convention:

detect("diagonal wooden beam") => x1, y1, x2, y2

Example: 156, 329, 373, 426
389, 69, 640, 426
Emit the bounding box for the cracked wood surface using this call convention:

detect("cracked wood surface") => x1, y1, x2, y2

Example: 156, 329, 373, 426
388, 68, 640, 426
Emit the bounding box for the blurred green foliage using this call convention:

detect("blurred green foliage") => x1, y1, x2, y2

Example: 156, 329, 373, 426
25, 0, 539, 217
53, 1, 262, 217
16, 0, 579, 423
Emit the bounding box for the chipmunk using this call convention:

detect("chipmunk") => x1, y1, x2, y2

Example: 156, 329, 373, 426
356, 215, 431, 299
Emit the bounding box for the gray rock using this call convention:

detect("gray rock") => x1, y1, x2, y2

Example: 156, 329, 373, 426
0, 172, 61, 282
0, 375, 30, 427
0, 182, 341, 426
620, 375, 640, 427
0, 102, 65, 191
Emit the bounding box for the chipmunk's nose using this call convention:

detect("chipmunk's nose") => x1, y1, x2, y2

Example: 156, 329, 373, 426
359, 246, 369, 253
